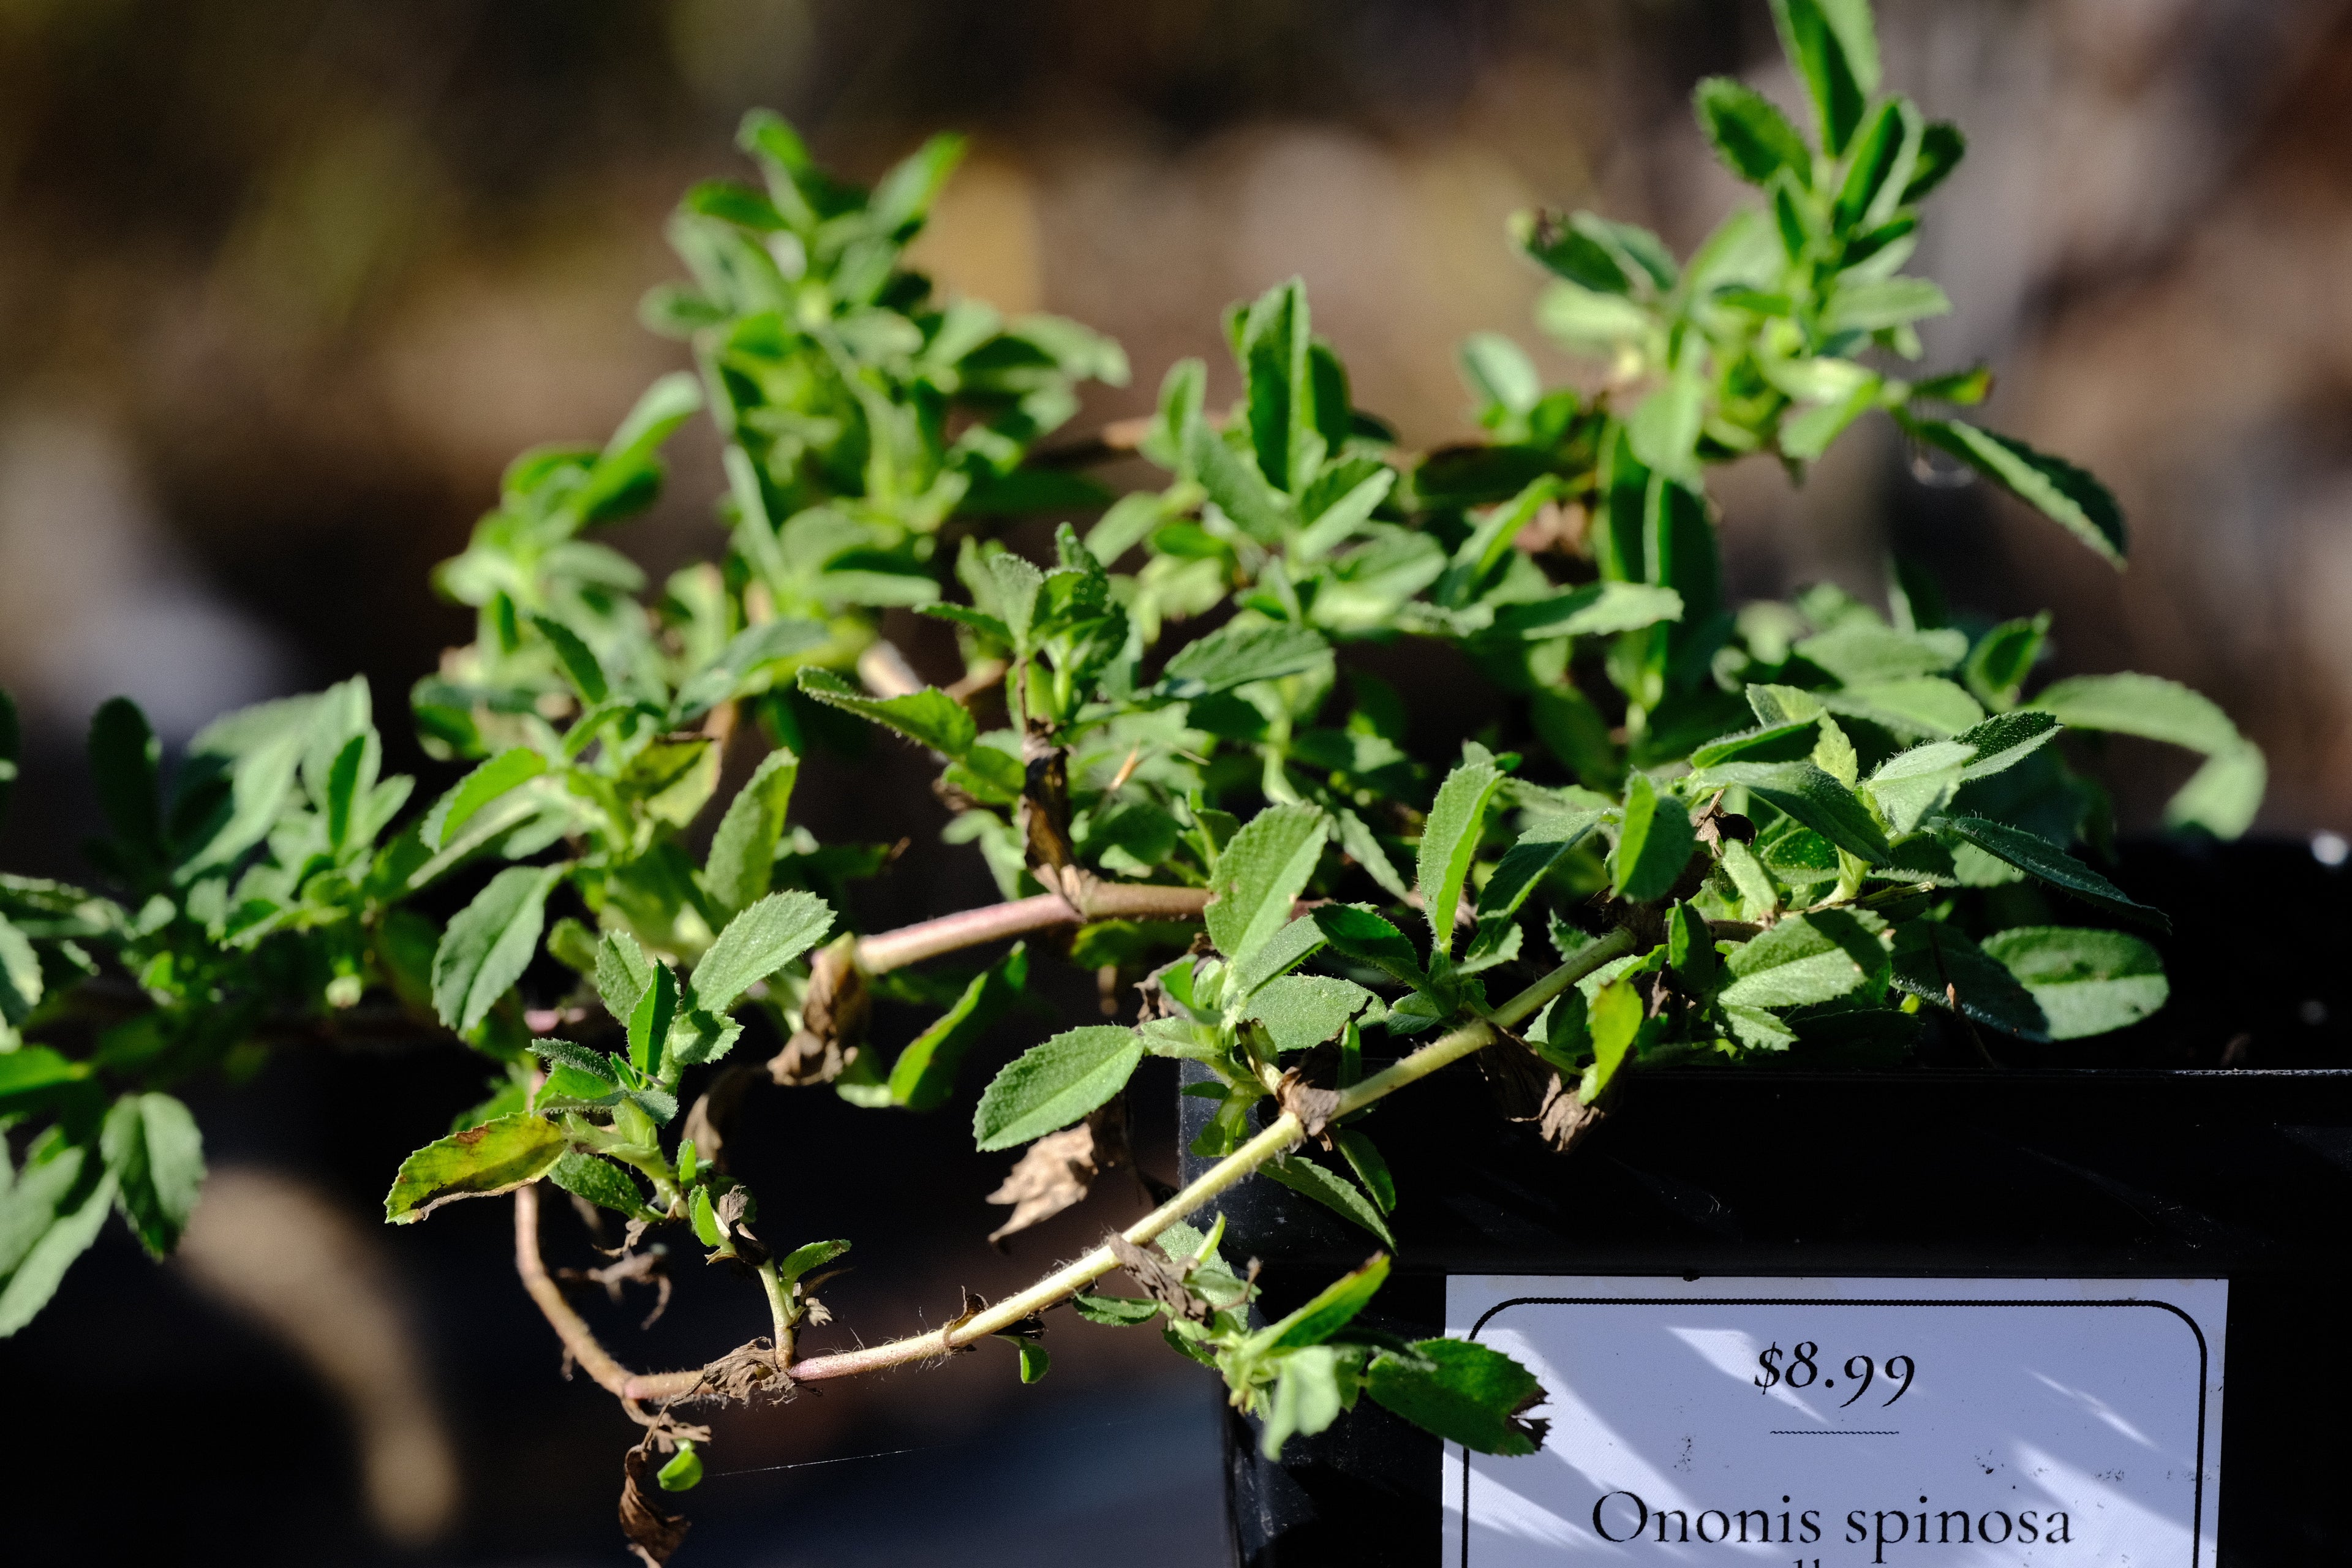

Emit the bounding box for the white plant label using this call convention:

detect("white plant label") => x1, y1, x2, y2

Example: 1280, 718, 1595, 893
1441, 1276, 2225, 1566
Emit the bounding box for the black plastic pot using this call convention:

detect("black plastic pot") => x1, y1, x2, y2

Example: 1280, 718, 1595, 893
1177, 842, 2352, 1567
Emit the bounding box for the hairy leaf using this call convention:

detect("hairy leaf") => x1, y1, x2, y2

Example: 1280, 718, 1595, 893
1888, 922, 2048, 1038
1905, 417, 2126, 565
704, 748, 799, 914
1610, 772, 1696, 903
1206, 804, 1327, 964
972, 1027, 1144, 1152
100, 1092, 206, 1257
432, 864, 567, 1033
1245, 974, 1377, 1055
1689, 760, 1890, 862
1982, 926, 2169, 1040
1694, 77, 1812, 184
384, 1114, 567, 1222
1366, 1338, 1548, 1457
1156, 620, 1330, 701
691, 891, 834, 1012
1261, 1155, 1393, 1246
1419, 758, 1508, 954
1310, 905, 1428, 989
1719, 910, 1888, 1008
1942, 817, 2169, 932
431, 748, 549, 849
548, 1151, 649, 1218
796, 668, 976, 756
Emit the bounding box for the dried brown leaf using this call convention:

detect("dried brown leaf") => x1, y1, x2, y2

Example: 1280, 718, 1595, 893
984, 1100, 1129, 1245
1106, 1232, 1210, 1324
1274, 1068, 1344, 1144
620, 1443, 690, 1566
771, 941, 869, 1085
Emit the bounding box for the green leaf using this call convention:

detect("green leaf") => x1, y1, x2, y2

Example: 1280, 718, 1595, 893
1366, 1338, 1548, 1457
1793, 622, 1966, 684
692, 894, 833, 1019
703, 747, 799, 915
1694, 77, 1812, 185
1458, 332, 1540, 417
1963, 617, 2048, 710
0, 912, 42, 1027
595, 930, 654, 1025
1903, 121, 1967, 202
2165, 742, 2266, 840
1310, 905, 1428, 990
972, 1026, 1144, 1152
431, 748, 549, 849
690, 1186, 725, 1249
1953, 710, 2060, 782
1334, 1129, 1396, 1214
1864, 740, 1972, 835
2027, 671, 2236, 752
888, 944, 1028, 1111
1719, 910, 1889, 1008
1942, 817, 2169, 932
1260, 1344, 1350, 1459
529, 1037, 618, 1084
88, 697, 163, 861
1261, 1156, 1393, 1246
1583, 977, 1643, 1099
1688, 761, 1890, 862
530, 614, 609, 704
775, 1238, 849, 1284
1666, 902, 1716, 991
1256, 1253, 1390, 1352
1073, 1292, 1162, 1325
1207, 804, 1328, 963
1006, 1337, 1051, 1384
1227, 914, 1330, 998
1490, 582, 1684, 641
1244, 974, 1377, 1055
1477, 813, 1603, 922
1770, 0, 1880, 154
431, 864, 566, 1033
657, 1442, 704, 1493
0, 1047, 91, 1114
1188, 420, 1290, 540
1903, 417, 2126, 565
1983, 926, 2168, 1040
1418, 758, 1508, 956
1888, 922, 2048, 1038
100, 1093, 206, 1257
796, 668, 976, 756
629, 962, 680, 1078
384, 1113, 567, 1222
0, 1127, 115, 1336
549, 1151, 649, 1218
1156, 620, 1330, 701
1610, 772, 1696, 903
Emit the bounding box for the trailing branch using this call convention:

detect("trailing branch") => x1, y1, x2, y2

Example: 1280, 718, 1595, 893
853, 883, 1211, 974
618, 925, 1636, 1404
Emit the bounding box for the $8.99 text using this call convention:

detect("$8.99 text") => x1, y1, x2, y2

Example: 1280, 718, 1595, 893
1755, 1343, 1916, 1408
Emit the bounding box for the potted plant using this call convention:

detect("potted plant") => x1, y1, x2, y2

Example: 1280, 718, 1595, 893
0, 0, 2316, 1562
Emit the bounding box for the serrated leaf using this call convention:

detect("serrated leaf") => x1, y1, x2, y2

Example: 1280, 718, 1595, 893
1610, 772, 1696, 902
595, 930, 654, 1025
1772, 0, 1880, 154
1864, 740, 1972, 835
431, 748, 549, 850
1310, 905, 1428, 990
1688, 760, 1890, 862
0, 1127, 115, 1336
549, 1151, 649, 1218
527, 1038, 618, 1083
1255, 1253, 1390, 1353
1074, 1292, 1163, 1325
384, 1113, 567, 1222
1156, 620, 1330, 701
1206, 804, 1327, 963
530, 614, 609, 704
100, 1092, 205, 1257
1477, 812, 1602, 921
1227, 915, 1329, 999
1694, 76, 1812, 185
1261, 1155, 1393, 1246
1888, 921, 2048, 1038
704, 748, 798, 914
431, 864, 566, 1033
1244, 974, 1377, 1055
1366, 1338, 1547, 1457
972, 1027, 1143, 1152
796, 668, 976, 756
888, 944, 1028, 1111
1260, 1344, 1350, 1460
1953, 710, 2060, 782
1904, 417, 2126, 565
1982, 925, 2169, 1040
691, 891, 835, 1013
629, 962, 679, 1078
1719, 910, 1888, 1008
1942, 817, 2169, 932
1964, 616, 2048, 709
776, 1238, 850, 1284
1419, 758, 1507, 955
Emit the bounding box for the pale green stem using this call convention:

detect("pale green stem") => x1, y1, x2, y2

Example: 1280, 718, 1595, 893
756, 1260, 796, 1363
619, 924, 1642, 1403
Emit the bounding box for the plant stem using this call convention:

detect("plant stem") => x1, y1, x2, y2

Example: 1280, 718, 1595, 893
513, 1183, 641, 1402
617, 924, 1638, 1404
853, 884, 1211, 974
756, 1260, 794, 1363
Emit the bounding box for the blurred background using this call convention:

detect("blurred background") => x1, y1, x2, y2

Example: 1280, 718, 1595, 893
2, 0, 2350, 1561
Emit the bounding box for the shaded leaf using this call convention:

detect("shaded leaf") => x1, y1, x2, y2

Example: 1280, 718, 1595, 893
1261, 1155, 1393, 1246
100, 1092, 206, 1257
1943, 816, 2169, 932
1610, 772, 1695, 903
432, 864, 567, 1033
1719, 910, 1888, 1008
1983, 926, 2169, 1040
